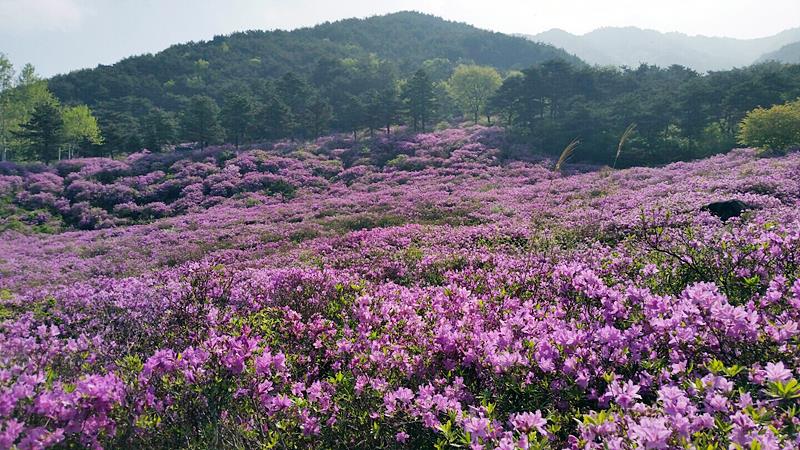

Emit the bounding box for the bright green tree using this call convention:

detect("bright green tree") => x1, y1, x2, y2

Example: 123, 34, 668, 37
446, 64, 502, 124
737, 99, 800, 153
0, 60, 56, 161
61, 104, 103, 158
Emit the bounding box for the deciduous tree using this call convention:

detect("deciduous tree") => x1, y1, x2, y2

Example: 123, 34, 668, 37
447, 65, 502, 124
61, 104, 103, 158
737, 99, 800, 153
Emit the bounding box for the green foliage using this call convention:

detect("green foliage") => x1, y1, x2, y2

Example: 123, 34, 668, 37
13, 100, 64, 164
766, 379, 800, 400
42, 12, 575, 156
0, 59, 103, 162
141, 108, 177, 152
0, 54, 14, 161
61, 104, 103, 158
180, 95, 224, 148
1, 61, 58, 161
737, 99, 800, 154
367, 87, 402, 135
335, 94, 365, 138
220, 91, 256, 147
9, 12, 799, 167
302, 95, 332, 138
447, 64, 502, 124
402, 69, 436, 131
259, 94, 292, 140
494, 61, 800, 165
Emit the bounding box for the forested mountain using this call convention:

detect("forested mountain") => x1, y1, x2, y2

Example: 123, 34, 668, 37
45, 12, 576, 147
524, 26, 800, 72
758, 41, 800, 64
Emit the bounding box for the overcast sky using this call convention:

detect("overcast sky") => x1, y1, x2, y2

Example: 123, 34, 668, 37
2, 0, 799, 77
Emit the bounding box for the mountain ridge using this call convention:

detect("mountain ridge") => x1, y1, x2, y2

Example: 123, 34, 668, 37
758, 41, 800, 64
523, 25, 800, 71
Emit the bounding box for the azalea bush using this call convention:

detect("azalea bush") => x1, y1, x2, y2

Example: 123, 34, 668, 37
1, 126, 799, 449
0, 126, 503, 232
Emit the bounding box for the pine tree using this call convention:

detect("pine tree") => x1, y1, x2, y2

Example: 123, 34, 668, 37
260, 96, 291, 140
337, 94, 365, 140
377, 88, 401, 134
142, 108, 176, 152
13, 101, 63, 164
302, 96, 332, 138
403, 69, 435, 131
220, 92, 256, 148
180, 95, 223, 148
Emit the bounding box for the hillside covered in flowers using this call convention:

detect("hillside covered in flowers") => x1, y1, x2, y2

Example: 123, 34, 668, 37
1, 126, 799, 449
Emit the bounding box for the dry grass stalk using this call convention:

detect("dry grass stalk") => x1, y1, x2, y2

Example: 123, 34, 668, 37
613, 123, 637, 169
555, 138, 580, 173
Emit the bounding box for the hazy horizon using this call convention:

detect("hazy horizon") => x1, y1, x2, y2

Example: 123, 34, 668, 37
2, 0, 800, 77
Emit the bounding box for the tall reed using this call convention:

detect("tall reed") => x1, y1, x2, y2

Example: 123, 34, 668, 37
613, 123, 637, 169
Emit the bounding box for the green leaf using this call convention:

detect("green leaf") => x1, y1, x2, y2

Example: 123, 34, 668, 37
766, 379, 800, 400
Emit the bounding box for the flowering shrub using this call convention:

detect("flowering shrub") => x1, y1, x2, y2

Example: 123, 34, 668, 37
1, 126, 799, 448
0, 127, 504, 232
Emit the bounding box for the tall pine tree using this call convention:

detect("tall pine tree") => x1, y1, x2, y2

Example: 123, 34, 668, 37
142, 108, 176, 152
180, 95, 223, 149
13, 101, 63, 164
220, 92, 256, 148
403, 69, 435, 131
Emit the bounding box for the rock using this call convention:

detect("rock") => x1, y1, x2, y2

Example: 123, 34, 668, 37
702, 200, 751, 221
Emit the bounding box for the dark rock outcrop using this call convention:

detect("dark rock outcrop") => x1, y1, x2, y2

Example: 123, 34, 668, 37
703, 200, 751, 221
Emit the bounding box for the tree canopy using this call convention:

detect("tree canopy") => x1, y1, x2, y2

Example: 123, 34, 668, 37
490, 61, 800, 166
447, 65, 502, 124
737, 99, 800, 153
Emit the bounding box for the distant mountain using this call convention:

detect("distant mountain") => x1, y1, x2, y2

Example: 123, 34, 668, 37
523, 26, 800, 72
758, 41, 800, 64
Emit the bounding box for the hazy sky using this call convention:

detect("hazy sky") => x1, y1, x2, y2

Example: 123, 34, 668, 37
2, 0, 799, 77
